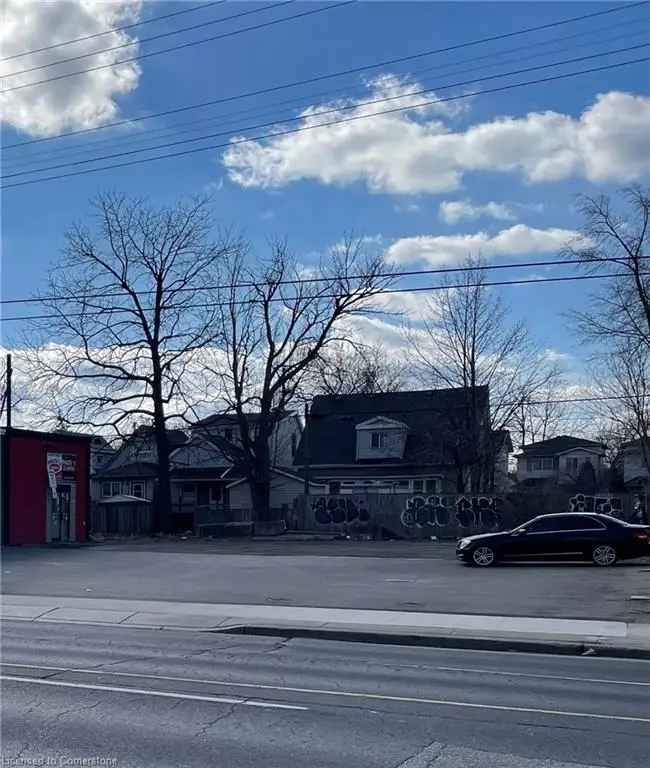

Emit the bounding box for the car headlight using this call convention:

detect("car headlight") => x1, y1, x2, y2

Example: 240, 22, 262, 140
458, 538, 471, 549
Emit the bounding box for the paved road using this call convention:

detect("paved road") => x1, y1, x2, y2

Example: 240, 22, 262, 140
2, 620, 650, 767
3, 543, 650, 621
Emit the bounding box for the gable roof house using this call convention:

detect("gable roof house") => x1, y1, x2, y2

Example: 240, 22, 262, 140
515, 435, 607, 489
619, 438, 650, 490
91, 426, 188, 504
294, 387, 506, 495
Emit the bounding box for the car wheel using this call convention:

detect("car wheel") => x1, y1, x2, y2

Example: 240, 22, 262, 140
592, 544, 617, 567
472, 545, 497, 567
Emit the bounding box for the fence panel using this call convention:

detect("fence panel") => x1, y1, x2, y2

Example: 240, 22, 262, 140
295, 491, 647, 539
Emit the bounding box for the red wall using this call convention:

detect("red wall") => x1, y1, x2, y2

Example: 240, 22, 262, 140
8, 432, 90, 545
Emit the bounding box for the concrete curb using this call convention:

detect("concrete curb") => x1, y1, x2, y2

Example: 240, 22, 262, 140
4, 593, 650, 660
212, 624, 650, 659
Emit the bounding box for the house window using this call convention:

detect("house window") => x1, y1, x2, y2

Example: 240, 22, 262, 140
565, 457, 579, 473
371, 431, 388, 449
101, 482, 111, 498
111, 481, 122, 496
425, 478, 437, 493
132, 482, 144, 499
329, 481, 341, 495
412, 479, 424, 492
224, 428, 233, 442
528, 458, 553, 471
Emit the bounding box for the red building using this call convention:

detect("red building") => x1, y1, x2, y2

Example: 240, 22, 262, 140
1, 428, 91, 546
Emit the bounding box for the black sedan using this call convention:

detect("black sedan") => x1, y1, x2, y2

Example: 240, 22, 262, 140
456, 512, 650, 567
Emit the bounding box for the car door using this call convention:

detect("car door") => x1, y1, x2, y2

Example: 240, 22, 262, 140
559, 515, 608, 555
507, 517, 560, 558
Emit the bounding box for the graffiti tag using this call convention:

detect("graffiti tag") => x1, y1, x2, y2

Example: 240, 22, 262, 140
312, 496, 370, 526
400, 495, 502, 530
568, 494, 623, 518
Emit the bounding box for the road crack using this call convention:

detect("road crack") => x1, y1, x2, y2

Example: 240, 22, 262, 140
194, 700, 245, 738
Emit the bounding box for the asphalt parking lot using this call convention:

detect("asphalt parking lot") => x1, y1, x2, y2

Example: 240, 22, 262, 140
3, 540, 649, 621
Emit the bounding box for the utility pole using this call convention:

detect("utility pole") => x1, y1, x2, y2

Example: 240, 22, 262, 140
303, 401, 311, 497
6, 353, 12, 430
2, 353, 12, 545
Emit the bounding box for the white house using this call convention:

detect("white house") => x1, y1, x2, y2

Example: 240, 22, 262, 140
515, 435, 607, 487
620, 438, 650, 489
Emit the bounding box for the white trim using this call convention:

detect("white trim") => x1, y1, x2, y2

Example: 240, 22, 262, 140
169, 434, 224, 460
225, 467, 326, 490
355, 416, 408, 431
555, 447, 605, 457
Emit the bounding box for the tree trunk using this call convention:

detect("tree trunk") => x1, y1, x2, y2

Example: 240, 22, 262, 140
250, 477, 271, 523
249, 431, 272, 523
151, 359, 172, 532
154, 422, 172, 533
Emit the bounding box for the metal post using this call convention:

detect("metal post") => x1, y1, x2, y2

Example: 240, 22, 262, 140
5, 354, 11, 431
2, 354, 13, 544
303, 401, 311, 496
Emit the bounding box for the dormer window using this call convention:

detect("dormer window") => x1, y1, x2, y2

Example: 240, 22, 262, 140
371, 431, 388, 449
356, 417, 408, 461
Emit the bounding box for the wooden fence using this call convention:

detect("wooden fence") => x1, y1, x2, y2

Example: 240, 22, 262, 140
90, 500, 153, 536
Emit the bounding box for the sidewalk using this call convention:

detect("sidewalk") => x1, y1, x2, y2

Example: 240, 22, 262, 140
3, 594, 650, 658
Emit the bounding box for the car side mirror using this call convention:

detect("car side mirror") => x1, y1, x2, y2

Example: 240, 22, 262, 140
512, 529, 526, 536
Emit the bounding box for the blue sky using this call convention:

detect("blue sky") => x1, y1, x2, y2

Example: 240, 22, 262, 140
2, 0, 649, 381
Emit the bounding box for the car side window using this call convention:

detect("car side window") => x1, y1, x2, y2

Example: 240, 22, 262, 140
553, 516, 584, 531
547, 516, 606, 531
526, 518, 558, 533
573, 515, 606, 530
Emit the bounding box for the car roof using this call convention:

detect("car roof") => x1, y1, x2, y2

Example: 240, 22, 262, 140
535, 512, 602, 518
529, 512, 624, 524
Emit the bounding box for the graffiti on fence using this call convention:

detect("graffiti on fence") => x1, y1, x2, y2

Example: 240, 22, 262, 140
400, 495, 502, 530
311, 496, 370, 526
568, 494, 623, 518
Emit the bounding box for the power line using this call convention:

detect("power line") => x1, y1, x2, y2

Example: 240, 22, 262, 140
3, 255, 648, 309
2, 270, 647, 323
4, 43, 646, 181
4, 0, 646, 147
8, 18, 645, 174
3, 54, 648, 191
3, 2, 294, 79
1, 2, 226, 61
0, 2, 354, 94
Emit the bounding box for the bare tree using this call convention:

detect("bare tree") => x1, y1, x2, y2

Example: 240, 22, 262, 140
511, 376, 569, 447
193, 236, 395, 517
24, 193, 235, 531
566, 186, 650, 349
310, 342, 403, 396
406, 255, 562, 490
568, 187, 650, 487
590, 341, 650, 482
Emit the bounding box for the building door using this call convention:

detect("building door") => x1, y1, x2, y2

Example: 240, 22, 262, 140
46, 483, 76, 543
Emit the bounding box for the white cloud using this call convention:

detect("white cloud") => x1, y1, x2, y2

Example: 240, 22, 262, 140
368, 290, 427, 320
0, 0, 142, 137
542, 348, 572, 364
394, 201, 422, 214
386, 224, 579, 266
439, 200, 517, 224
224, 84, 650, 194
